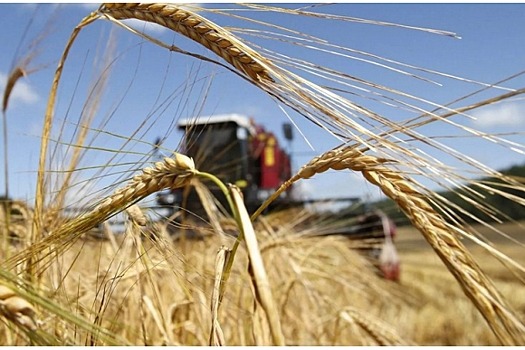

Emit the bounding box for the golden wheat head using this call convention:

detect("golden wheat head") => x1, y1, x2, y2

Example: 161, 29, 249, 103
98, 3, 272, 82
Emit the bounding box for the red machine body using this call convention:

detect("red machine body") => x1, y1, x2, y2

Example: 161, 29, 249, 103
251, 127, 291, 191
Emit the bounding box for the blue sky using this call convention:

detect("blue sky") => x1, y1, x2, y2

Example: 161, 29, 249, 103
1, 3, 524, 206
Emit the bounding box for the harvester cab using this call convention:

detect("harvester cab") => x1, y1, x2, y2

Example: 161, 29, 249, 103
156, 114, 293, 214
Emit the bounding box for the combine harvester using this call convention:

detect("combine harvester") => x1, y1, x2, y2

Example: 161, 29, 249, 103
155, 113, 400, 280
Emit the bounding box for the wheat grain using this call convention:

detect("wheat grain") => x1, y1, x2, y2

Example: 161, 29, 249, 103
94, 153, 195, 216
98, 3, 272, 82
0, 284, 37, 331
126, 204, 147, 227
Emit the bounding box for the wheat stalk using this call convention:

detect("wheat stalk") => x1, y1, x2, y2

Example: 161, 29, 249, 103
32, 11, 99, 259
49, 34, 116, 223
254, 145, 525, 345
230, 185, 285, 346
209, 246, 229, 346
1, 67, 27, 250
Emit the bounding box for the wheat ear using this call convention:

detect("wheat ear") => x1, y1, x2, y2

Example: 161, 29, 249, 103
5, 153, 195, 271
339, 307, 410, 346
0, 284, 37, 331
98, 3, 272, 82
255, 145, 525, 345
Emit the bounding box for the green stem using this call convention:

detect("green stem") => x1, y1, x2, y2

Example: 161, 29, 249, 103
194, 171, 243, 302
194, 171, 234, 216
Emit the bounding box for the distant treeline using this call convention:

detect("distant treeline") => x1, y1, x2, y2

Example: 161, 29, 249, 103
367, 162, 525, 227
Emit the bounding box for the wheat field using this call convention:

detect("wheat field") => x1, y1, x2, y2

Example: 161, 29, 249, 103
1, 3, 525, 345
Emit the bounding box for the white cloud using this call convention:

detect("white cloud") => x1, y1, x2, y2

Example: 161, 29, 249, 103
471, 101, 525, 128
0, 71, 39, 109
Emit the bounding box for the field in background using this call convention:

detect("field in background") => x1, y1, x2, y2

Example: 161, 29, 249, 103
39, 218, 521, 346
395, 221, 525, 345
